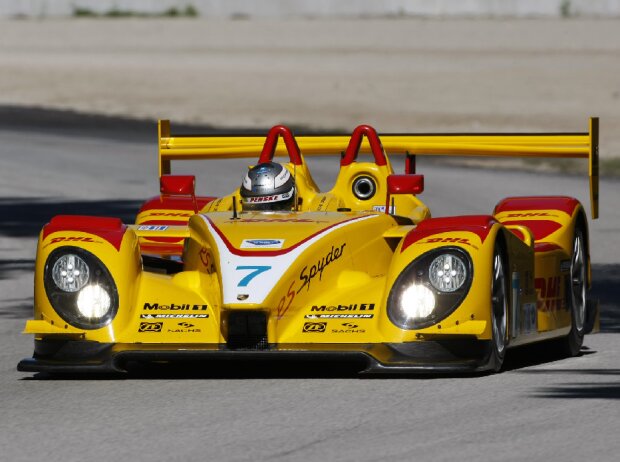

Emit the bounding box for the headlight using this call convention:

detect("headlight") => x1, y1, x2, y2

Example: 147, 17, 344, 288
51, 253, 89, 292
399, 284, 436, 318
76, 285, 112, 318
428, 254, 467, 292
44, 247, 119, 330
388, 247, 472, 329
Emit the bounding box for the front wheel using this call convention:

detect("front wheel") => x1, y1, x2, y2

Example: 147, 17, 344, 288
490, 243, 509, 371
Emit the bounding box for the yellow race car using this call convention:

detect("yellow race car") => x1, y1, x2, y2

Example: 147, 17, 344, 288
18, 119, 600, 375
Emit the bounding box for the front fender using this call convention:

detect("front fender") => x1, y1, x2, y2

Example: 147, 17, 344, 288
32, 215, 141, 342
379, 216, 503, 341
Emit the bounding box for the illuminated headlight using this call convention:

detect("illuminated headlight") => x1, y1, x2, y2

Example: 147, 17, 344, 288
44, 247, 118, 330
77, 285, 112, 318
388, 248, 472, 330
395, 284, 436, 318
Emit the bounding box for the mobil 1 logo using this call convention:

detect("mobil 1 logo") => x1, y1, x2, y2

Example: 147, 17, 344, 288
305, 303, 375, 319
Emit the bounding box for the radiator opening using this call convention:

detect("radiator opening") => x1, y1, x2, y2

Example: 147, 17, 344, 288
226, 311, 268, 350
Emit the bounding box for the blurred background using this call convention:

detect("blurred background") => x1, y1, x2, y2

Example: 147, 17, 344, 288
1, 0, 619, 173
1, 6, 619, 458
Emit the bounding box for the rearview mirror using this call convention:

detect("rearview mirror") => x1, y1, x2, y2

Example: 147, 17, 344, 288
385, 174, 424, 215
160, 175, 196, 196
387, 174, 424, 195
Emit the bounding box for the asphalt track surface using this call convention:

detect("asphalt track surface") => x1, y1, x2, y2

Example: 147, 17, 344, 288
1, 122, 619, 462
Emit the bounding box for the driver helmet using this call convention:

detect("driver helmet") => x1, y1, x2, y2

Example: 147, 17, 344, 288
240, 162, 295, 211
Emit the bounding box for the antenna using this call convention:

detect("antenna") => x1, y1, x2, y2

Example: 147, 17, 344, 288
232, 197, 239, 219
293, 163, 298, 212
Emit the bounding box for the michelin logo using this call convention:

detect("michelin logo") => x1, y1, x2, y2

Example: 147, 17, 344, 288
304, 304, 375, 319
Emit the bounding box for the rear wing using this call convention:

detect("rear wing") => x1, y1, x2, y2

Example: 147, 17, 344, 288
158, 117, 599, 219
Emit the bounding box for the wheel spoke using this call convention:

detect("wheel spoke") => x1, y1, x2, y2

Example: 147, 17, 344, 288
570, 233, 586, 331
491, 249, 507, 355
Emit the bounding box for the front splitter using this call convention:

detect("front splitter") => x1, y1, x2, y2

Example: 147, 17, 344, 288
18, 338, 493, 375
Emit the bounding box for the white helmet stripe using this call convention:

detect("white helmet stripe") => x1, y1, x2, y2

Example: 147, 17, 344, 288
274, 167, 291, 188
242, 174, 252, 190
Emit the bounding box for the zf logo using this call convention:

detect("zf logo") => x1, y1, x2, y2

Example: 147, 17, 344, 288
139, 322, 163, 332
303, 322, 327, 333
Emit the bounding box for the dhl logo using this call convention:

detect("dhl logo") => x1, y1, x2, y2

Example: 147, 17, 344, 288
419, 237, 477, 249
49, 236, 97, 244
505, 212, 554, 218
227, 218, 326, 223
146, 212, 192, 218
535, 276, 567, 312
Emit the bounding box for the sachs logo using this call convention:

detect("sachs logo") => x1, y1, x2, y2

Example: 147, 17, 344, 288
332, 322, 365, 334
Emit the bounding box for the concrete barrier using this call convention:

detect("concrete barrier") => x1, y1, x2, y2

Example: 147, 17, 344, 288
2, 0, 620, 18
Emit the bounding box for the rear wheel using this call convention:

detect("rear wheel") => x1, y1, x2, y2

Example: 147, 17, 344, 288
490, 244, 508, 371
559, 228, 587, 356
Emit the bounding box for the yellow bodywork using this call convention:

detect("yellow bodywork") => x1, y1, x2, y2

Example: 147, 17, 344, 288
21, 118, 599, 373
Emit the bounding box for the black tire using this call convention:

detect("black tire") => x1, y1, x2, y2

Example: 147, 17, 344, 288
558, 227, 587, 356
490, 243, 509, 372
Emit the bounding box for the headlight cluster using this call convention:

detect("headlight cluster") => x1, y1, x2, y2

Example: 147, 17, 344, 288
44, 247, 118, 330
388, 248, 472, 330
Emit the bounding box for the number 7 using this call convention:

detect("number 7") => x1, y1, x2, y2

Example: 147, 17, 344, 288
236, 266, 271, 287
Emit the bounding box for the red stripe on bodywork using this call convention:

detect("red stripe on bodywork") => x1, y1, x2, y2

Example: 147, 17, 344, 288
401, 215, 497, 252
501, 220, 562, 241
138, 196, 216, 213
139, 243, 184, 255
140, 220, 188, 226
43, 215, 127, 251
534, 242, 563, 253
205, 215, 372, 257
494, 196, 580, 216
